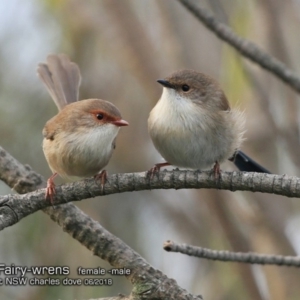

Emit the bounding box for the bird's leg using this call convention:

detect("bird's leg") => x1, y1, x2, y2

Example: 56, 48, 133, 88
94, 170, 108, 192
46, 172, 58, 205
148, 162, 171, 179
212, 161, 221, 179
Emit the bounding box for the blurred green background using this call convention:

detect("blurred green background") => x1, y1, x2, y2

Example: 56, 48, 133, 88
1, 0, 300, 299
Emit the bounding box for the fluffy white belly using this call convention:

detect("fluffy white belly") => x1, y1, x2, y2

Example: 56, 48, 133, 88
150, 123, 229, 169
43, 124, 119, 177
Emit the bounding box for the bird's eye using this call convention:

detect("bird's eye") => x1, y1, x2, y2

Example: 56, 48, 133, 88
182, 84, 190, 92
96, 113, 104, 120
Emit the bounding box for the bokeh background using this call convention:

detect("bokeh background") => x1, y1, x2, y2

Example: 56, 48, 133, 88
1, 0, 300, 299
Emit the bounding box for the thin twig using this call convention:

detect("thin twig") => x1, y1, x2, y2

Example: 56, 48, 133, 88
178, 0, 300, 93
164, 240, 300, 268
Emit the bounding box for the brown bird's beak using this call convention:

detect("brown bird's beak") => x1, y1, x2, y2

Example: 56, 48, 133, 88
111, 119, 129, 127
157, 79, 175, 89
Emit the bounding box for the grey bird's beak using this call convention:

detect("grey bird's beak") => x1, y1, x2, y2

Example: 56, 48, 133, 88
157, 79, 175, 89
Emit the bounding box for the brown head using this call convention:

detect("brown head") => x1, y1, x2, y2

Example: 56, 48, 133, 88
157, 70, 230, 111
43, 98, 128, 139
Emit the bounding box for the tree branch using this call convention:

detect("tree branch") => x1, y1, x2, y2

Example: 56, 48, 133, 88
0, 146, 299, 231
164, 241, 300, 268
1, 171, 299, 230
177, 0, 300, 94
47, 196, 202, 299
0, 146, 202, 300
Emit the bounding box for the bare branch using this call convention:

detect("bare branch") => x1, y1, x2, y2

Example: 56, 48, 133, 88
164, 241, 300, 268
90, 297, 128, 300
0, 145, 299, 231
0, 147, 44, 193
0, 146, 202, 300
48, 198, 202, 299
177, 0, 300, 93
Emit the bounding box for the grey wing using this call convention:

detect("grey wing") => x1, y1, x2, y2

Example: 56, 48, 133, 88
37, 54, 81, 111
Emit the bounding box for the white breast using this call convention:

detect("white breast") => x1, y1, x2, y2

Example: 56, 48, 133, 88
148, 88, 241, 170
43, 124, 120, 178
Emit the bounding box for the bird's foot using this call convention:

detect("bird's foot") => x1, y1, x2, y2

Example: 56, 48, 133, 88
94, 170, 108, 193
45, 173, 58, 205
211, 161, 221, 180
147, 162, 170, 179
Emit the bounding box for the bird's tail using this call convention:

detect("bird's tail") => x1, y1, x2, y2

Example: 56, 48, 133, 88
229, 150, 270, 173
37, 54, 81, 111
